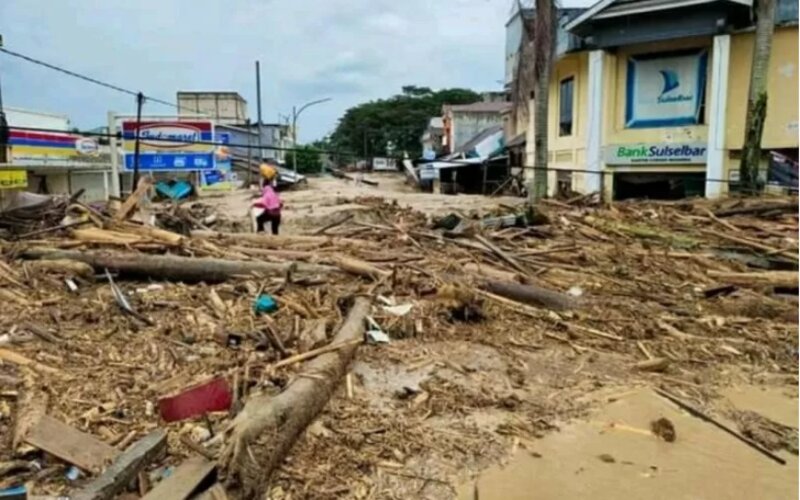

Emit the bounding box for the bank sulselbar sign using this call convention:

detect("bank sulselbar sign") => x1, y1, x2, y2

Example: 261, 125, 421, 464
605, 143, 707, 165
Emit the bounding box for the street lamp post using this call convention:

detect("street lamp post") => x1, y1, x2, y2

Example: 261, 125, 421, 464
292, 97, 331, 175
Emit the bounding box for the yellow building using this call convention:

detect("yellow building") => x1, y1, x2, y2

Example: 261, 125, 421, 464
528, 0, 798, 199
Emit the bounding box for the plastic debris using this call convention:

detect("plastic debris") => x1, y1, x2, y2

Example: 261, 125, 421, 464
65, 466, 80, 481
365, 316, 390, 344
158, 377, 232, 423
254, 294, 279, 314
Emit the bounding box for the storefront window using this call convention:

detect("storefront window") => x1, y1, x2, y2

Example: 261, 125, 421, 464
559, 77, 574, 136
625, 49, 708, 128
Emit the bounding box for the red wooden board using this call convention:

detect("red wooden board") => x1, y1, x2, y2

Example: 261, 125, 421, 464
158, 377, 232, 423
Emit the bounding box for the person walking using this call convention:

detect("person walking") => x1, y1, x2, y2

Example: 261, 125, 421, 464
253, 164, 283, 235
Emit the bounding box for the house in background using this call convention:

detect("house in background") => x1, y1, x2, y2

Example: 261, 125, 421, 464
177, 91, 248, 125
442, 101, 511, 155
421, 117, 444, 158
527, 0, 798, 200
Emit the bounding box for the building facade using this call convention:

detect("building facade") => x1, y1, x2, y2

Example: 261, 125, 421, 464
442, 101, 511, 154
527, 0, 798, 199
177, 92, 248, 125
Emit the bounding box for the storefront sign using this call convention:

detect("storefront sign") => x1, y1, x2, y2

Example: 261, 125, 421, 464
8, 129, 107, 165
121, 120, 215, 171
606, 143, 707, 165
0, 170, 28, 189
625, 50, 708, 128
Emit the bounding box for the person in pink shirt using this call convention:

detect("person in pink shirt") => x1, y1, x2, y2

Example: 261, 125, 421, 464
253, 166, 283, 234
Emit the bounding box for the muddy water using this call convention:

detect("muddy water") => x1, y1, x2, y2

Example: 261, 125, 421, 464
459, 389, 798, 500
721, 385, 798, 428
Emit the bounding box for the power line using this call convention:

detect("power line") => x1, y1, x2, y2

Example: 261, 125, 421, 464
0, 47, 187, 112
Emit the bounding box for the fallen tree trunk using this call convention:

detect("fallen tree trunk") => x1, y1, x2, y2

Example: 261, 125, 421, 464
21, 248, 337, 283
707, 270, 798, 288
481, 279, 576, 310
220, 297, 371, 498
191, 230, 378, 250
714, 201, 797, 217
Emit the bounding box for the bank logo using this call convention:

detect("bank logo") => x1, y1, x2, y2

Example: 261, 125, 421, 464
659, 70, 680, 96
657, 68, 691, 104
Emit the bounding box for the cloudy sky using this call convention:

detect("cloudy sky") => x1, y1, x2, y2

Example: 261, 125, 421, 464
0, 0, 532, 142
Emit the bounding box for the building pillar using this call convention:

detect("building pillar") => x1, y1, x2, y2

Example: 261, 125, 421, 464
585, 50, 605, 195
706, 34, 730, 198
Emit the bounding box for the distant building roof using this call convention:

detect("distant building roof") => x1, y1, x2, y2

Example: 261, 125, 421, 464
450, 124, 504, 157
447, 102, 511, 114
566, 0, 749, 32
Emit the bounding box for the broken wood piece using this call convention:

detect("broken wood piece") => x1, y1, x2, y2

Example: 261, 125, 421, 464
190, 230, 378, 250
703, 229, 799, 262
328, 255, 390, 280
72, 429, 167, 500
24, 415, 117, 474
13, 377, 48, 452
180, 435, 216, 460
113, 177, 152, 222
568, 323, 622, 341
632, 357, 670, 372
195, 483, 229, 500
474, 234, 529, 276
463, 262, 524, 283
220, 298, 371, 498
312, 213, 354, 235
21, 248, 337, 283
272, 338, 363, 370
24, 259, 94, 278
0, 348, 61, 375
713, 201, 798, 217
159, 377, 232, 423
654, 388, 787, 465
141, 456, 216, 500
482, 280, 576, 311
706, 270, 798, 289
23, 323, 62, 344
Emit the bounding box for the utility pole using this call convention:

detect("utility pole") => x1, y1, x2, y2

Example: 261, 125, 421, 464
255, 61, 263, 165
131, 92, 144, 191
0, 34, 7, 165
246, 118, 253, 186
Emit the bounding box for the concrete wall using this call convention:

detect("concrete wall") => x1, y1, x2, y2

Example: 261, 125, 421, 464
725, 27, 799, 150
452, 112, 505, 152
177, 93, 248, 125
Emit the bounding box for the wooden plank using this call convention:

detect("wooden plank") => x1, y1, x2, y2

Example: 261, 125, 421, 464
72, 430, 167, 500
24, 415, 117, 474
195, 483, 229, 500
142, 457, 216, 500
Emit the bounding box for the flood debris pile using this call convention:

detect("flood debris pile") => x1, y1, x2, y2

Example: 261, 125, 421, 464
0, 193, 796, 498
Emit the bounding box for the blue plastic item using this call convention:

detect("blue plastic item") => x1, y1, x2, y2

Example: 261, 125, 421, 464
0, 485, 26, 500
253, 294, 278, 314
155, 180, 193, 200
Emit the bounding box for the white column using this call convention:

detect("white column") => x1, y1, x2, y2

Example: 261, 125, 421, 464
107, 111, 121, 198
585, 50, 604, 194
706, 34, 730, 198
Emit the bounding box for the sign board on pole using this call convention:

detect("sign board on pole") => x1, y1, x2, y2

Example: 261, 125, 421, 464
605, 143, 707, 165
121, 120, 215, 171
419, 164, 438, 181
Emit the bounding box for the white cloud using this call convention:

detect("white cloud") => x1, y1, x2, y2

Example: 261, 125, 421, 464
0, 0, 508, 141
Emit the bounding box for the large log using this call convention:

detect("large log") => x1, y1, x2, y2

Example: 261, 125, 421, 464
481, 279, 576, 310
220, 297, 371, 498
707, 270, 798, 288
190, 230, 378, 250
21, 248, 337, 283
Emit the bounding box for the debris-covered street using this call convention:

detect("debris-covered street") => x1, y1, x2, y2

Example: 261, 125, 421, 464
0, 176, 797, 499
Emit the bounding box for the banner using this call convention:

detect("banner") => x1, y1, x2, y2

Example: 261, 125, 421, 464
625, 50, 708, 128
121, 120, 215, 171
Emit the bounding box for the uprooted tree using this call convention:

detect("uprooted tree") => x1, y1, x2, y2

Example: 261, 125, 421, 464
739, 0, 776, 193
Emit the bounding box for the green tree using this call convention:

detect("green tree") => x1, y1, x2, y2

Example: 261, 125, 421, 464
329, 86, 481, 159
286, 145, 322, 174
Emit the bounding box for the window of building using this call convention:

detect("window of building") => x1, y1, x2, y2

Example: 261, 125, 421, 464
559, 77, 574, 136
